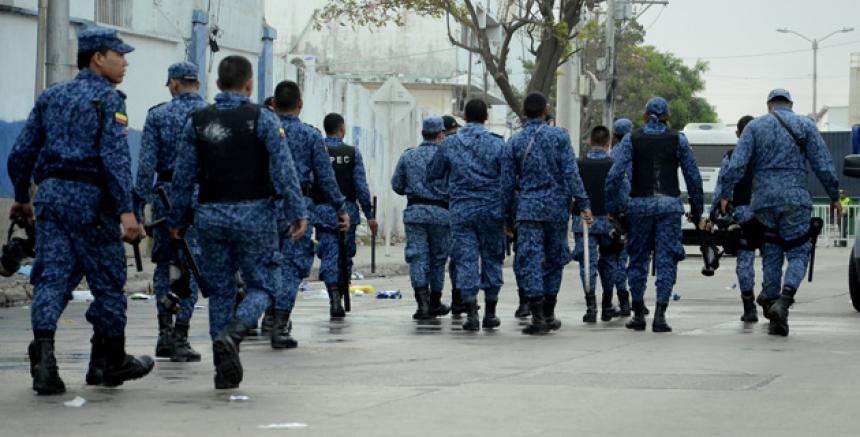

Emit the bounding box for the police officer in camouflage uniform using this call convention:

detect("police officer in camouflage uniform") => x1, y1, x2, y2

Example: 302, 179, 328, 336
169, 56, 307, 389
606, 97, 704, 333
316, 113, 378, 318
8, 27, 154, 395
441, 115, 470, 317
609, 119, 634, 316
265, 80, 349, 347
506, 93, 591, 335
719, 89, 840, 336
392, 117, 453, 321
135, 62, 206, 362
710, 115, 758, 323
574, 125, 622, 324
429, 99, 512, 331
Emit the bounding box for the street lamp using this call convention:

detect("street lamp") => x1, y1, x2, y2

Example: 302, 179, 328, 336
776, 26, 854, 117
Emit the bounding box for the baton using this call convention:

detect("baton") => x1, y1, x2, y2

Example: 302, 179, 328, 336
131, 240, 143, 272
371, 196, 377, 274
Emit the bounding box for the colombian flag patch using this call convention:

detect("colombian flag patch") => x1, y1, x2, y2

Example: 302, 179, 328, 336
278, 127, 286, 139
115, 112, 128, 126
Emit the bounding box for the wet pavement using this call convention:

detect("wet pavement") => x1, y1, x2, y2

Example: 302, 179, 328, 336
1, 248, 859, 436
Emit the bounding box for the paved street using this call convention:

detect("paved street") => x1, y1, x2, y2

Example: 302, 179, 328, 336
1, 248, 859, 436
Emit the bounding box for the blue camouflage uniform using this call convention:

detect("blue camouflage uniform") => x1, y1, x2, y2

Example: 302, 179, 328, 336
608, 119, 633, 296
169, 91, 306, 339
711, 154, 756, 293
606, 99, 704, 304
277, 114, 344, 311
392, 117, 451, 293
573, 149, 618, 295
507, 118, 588, 299
428, 122, 511, 303
135, 62, 207, 324
719, 90, 839, 297
315, 137, 374, 286
8, 31, 136, 339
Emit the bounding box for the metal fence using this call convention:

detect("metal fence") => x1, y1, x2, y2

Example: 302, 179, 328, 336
812, 204, 859, 248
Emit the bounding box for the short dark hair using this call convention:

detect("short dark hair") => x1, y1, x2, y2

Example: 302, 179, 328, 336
216, 56, 253, 91
523, 92, 548, 119
77, 49, 109, 70
324, 113, 345, 135
464, 99, 488, 123
264, 96, 275, 108
274, 81, 301, 111
590, 125, 610, 146
737, 115, 754, 134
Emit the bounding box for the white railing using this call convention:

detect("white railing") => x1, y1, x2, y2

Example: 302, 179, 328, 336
812, 204, 859, 248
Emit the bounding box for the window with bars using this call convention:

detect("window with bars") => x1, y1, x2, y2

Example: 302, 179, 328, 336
95, 0, 133, 28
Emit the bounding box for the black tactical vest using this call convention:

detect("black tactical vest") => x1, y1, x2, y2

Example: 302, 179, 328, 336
578, 157, 613, 216
315, 142, 357, 203
630, 129, 681, 198
191, 104, 274, 204
724, 149, 753, 206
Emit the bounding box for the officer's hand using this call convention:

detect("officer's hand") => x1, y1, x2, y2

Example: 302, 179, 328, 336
581, 209, 594, 225
169, 227, 183, 239
337, 211, 350, 232
120, 212, 144, 243
505, 226, 515, 239
368, 219, 379, 235
9, 202, 34, 225
290, 219, 309, 241
719, 199, 731, 215
831, 200, 844, 216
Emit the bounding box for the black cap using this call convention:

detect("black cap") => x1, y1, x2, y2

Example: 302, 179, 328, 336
442, 115, 460, 130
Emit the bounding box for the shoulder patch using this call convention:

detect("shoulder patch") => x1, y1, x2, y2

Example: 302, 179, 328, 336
278, 127, 286, 139
114, 112, 128, 126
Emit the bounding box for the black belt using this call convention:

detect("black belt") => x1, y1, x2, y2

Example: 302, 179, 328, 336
407, 197, 449, 209
157, 170, 173, 183
36, 168, 104, 187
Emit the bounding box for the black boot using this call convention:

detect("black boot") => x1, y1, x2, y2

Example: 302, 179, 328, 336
327, 285, 346, 318
740, 292, 758, 323
543, 294, 561, 331
601, 291, 619, 322
429, 292, 451, 317
625, 301, 647, 331
171, 323, 201, 362
767, 287, 795, 337
461, 301, 480, 331
482, 299, 500, 330
85, 334, 106, 385
582, 293, 597, 324
156, 314, 175, 358
260, 306, 275, 335
412, 287, 433, 320
451, 288, 465, 318
514, 288, 530, 319
102, 336, 155, 387
271, 310, 298, 349
652, 302, 672, 333
756, 294, 777, 320
213, 320, 248, 389
522, 298, 548, 335
617, 289, 631, 317
29, 332, 65, 395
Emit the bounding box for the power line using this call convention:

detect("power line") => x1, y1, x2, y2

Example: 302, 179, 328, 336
678, 39, 860, 61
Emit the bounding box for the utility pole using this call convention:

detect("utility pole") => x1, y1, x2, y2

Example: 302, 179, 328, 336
45, 0, 70, 87
602, 0, 616, 128
34, 0, 48, 98
556, 45, 582, 156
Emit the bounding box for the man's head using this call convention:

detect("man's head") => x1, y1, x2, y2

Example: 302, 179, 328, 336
736, 115, 754, 138
422, 116, 445, 143
273, 80, 303, 115
523, 92, 549, 120
165, 62, 200, 96
442, 115, 460, 136
464, 99, 489, 124
324, 113, 346, 138
216, 56, 254, 96
77, 26, 134, 84
643, 97, 670, 125
767, 89, 793, 112
590, 125, 611, 150
612, 118, 633, 145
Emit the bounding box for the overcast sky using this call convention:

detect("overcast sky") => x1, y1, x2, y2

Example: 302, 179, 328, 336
639, 0, 860, 124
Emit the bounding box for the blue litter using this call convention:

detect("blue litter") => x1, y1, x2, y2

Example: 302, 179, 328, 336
672, 293, 681, 301
376, 290, 402, 299
16, 265, 32, 276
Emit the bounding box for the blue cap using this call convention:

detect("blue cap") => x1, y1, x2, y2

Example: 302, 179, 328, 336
422, 117, 445, 135
166, 62, 199, 85
78, 26, 134, 54
645, 97, 669, 119
767, 88, 793, 103
613, 118, 633, 137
